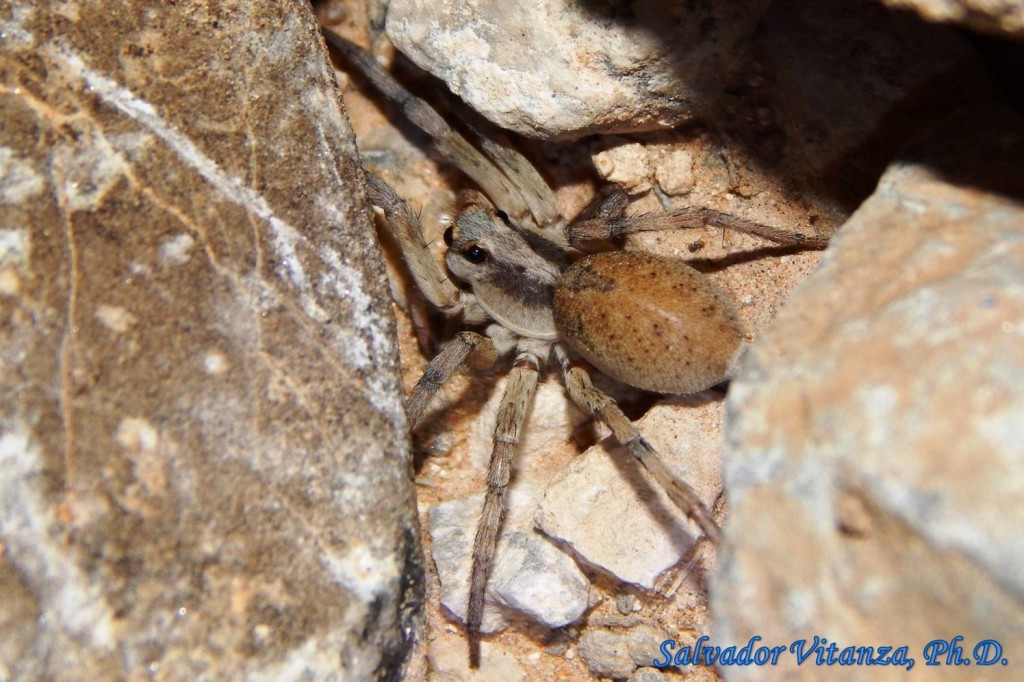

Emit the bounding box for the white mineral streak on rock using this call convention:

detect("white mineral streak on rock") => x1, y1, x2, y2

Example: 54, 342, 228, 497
56, 46, 401, 418
0, 429, 117, 649
0, 147, 45, 203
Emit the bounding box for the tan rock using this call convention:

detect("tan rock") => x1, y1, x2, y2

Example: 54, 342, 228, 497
536, 399, 723, 589
715, 106, 1024, 679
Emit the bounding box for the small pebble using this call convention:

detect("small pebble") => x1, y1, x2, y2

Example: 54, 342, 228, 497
629, 668, 669, 682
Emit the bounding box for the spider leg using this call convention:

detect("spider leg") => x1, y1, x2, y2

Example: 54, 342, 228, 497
405, 286, 440, 358
472, 131, 558, 229
406, 331, 497, 429
467, 352, 540, 668
323, 28, 552, 228
555, 347, 722, 544
560, 185, 630, 253
566, 202, 830, 250
568, 184, 629, 227
363, 172, 461, 313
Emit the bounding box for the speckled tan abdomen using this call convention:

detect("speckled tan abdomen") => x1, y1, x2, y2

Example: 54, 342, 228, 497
553, 251, 744, 394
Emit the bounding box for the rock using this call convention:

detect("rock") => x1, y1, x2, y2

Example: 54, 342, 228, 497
385, 0, 774, 137
747, 0, 993, 211
628, 668, 670, 682
593, 142, 696, 198
593, 143, 660, 195
463, 377, 588, 476
428, 483, 590, 632
0, 2, 421, 680
878, 0, 1024, 38
536, 399, 722, 589
714, 106, 1024, 678
426, 630, 526, 682
577, 622, 671, 679
577, 0, 993, 242
576, 0, 992, 267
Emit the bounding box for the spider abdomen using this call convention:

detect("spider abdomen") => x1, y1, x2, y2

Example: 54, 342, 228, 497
553, 251, 744, 394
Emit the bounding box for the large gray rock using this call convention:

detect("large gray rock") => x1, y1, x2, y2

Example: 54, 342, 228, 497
714, 106, 1024, 679
879, 0, 1024, 38
0, 2, 421, 679
385, 0, 774, 137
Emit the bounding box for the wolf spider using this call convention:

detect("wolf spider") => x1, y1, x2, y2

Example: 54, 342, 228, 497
322, 27, 828, 667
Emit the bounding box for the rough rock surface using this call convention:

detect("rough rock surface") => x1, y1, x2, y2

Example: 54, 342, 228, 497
879, 0, 1024, 38
0, 2, 421, 680
385, 0, 774, 137
427, 630, 528, 682
622, 663, 671, 679
536, 399, 723, 589
593, 143, 696, 197
714, 106, 1024, 679
577, 620, 671, 680
628, 668, 671, 682
586, 0, 991, 237
428, 483, 590, 633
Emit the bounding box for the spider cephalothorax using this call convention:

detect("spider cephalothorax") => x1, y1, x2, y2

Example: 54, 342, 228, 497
443, 190, 567, 340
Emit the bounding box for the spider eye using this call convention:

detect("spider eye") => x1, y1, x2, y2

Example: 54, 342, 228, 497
494, 209, 510, 224
462, 244, 488, 264
443, 225, 455, 247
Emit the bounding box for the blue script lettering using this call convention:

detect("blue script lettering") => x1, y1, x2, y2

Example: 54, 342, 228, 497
923, 636, 967, 666
790, 636, 823, 665
892, 647, 915, 670
973, 640, 1004, 666
652, 640, 674, 668
653, 636, 785, 668
789, 637, 914, 670
652, 636, 712, 668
